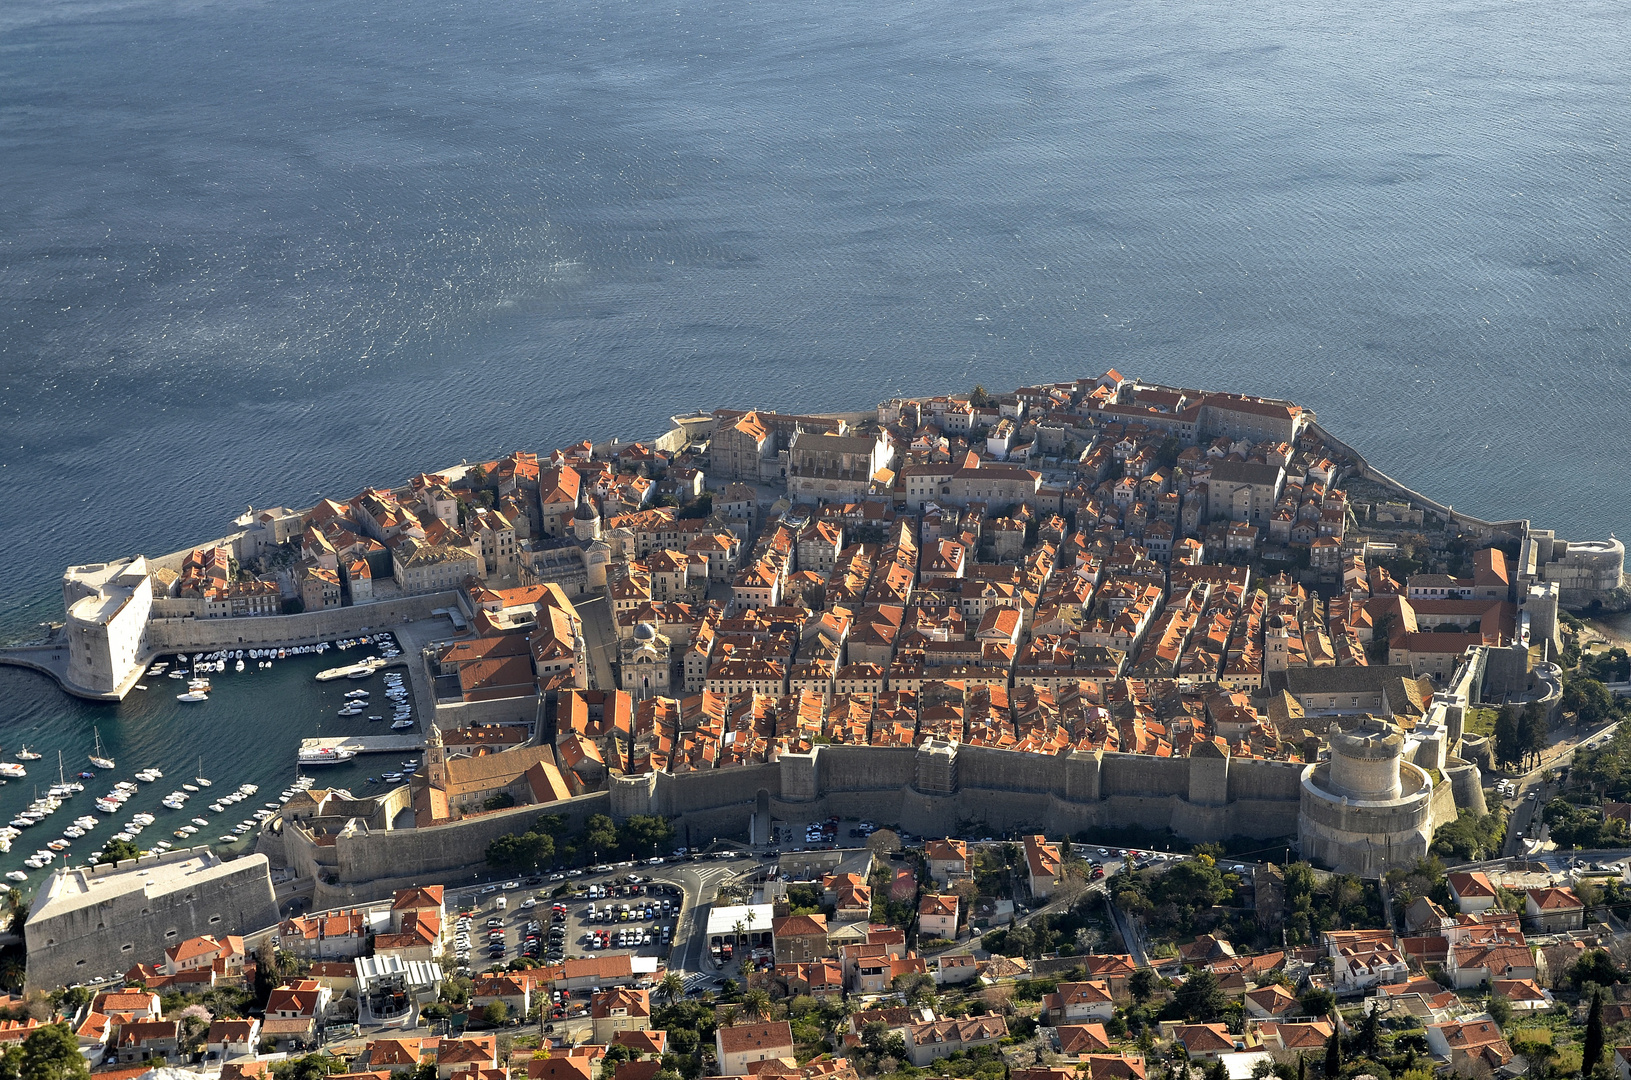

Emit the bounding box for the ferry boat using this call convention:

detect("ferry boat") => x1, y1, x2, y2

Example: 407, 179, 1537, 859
0, 764, 25, 780
297, 746, 357, 766
89, 729, 115, 771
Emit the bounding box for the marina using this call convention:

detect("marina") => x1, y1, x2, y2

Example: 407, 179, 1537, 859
0, 630, 418, 894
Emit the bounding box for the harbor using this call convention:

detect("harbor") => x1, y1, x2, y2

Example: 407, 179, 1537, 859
0, 629, 434, 899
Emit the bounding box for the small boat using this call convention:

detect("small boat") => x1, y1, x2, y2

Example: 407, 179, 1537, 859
47, 838, 70, 851
88, 728, 116, 771
16, 748, 40, 762
391, 720, 414, 730
182, 783, 199, 793
235, 659, 245, 672
209, 803, 224, 813
3, 872, 24, 882
135, 684, 147, 691
218, 835, 236, 843
382, 772, 403, 782
177, 691, 208, 703
191, 817, 209, 827
0, 764, 24, 779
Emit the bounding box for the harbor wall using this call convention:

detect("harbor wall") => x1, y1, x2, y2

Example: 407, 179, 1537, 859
146, 592, 464, 652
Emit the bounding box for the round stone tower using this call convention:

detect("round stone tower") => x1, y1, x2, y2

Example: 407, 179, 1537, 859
1299, 717, 1437, 877
1326, 724, 1404, 802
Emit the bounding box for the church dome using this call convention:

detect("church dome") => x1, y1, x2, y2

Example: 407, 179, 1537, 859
574, 497, 600, 521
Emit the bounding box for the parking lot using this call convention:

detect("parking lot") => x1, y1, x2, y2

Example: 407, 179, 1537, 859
444, 870, 685, 977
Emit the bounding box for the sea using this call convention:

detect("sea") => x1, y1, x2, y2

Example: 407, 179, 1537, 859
1, 0, 1629, 885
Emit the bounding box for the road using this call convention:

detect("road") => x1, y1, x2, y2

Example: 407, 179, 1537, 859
1499, 719, 1620, 859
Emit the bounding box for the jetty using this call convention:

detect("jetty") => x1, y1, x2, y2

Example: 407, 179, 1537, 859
297, 734, 425, 758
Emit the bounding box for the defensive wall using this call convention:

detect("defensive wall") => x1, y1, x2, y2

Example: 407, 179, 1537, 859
609, 742, 1308, 845
285, 741, 1315, 900
1306, 422, 1529, 538
146, 591, 464, 651
264, 789, 612, 909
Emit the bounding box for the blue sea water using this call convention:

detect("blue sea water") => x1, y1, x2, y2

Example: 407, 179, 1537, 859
0, 0, 1628, 875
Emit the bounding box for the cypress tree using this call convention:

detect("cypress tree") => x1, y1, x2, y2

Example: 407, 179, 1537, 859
1323, 1029, 1342, 1077
1584, 987, 1606, 1076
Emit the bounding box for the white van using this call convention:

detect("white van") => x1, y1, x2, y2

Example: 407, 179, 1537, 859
496, 896, 507, 911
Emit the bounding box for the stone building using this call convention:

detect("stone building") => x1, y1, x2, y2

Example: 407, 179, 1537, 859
25, 848, 279, 992
62, 557, 153, 695
619, 623, 672, 700
786, 431, 892, 503
1298, 718, 1451, 877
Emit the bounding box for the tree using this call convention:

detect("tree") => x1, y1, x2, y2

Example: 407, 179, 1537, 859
1564, 676, 1614, 727
1322, 1028, 1341, 1077
740, 989, 771, 1023
1128, 968, 1160, 1005
1519, 700, 1548, 769
93, 839, 142, 866
1570, 948, 1622, 989
484, 1001, 510, 1027
18, 1024, 88, 1080
1174, 970, 1226, 1022
1299, 987, 1334, 1018
1583, 987, 1605, 1077
657, 972, 685, 1005
1486, 992, 1512, 1028
1354, 1005, 1381, 1058
1493, 704, 1522, 771
271, 1054, 349, 1080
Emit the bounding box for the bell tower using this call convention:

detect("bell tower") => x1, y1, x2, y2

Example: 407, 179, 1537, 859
426, 721, 449, 791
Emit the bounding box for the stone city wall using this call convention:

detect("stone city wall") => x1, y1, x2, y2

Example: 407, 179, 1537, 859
146, 592, 464, 652
1307, 422, 1529, 537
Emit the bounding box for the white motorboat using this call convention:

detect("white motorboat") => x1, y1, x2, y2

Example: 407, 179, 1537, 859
177, 691, 208, 703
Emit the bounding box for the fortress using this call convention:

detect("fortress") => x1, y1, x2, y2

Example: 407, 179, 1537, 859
269, 646, 1503, 910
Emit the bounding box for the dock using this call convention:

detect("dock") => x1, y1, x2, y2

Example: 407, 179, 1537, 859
297, 734, 426, 757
